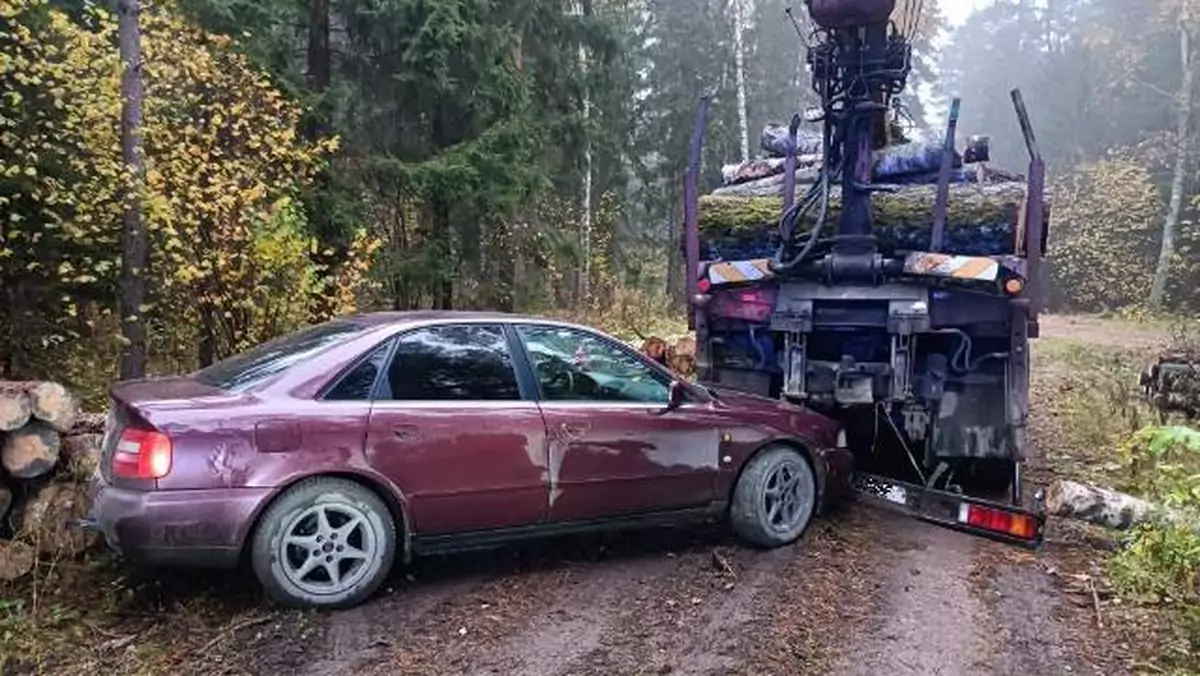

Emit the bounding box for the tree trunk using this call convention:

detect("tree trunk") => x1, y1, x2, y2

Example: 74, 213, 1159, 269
198, 303, 216, 368
733, 0, 750, 164
1046, 479, 1200, 533
1150, 8, 1195, 310
576, 0, 594, 304
305, 0, 337, 321
118, 0, 147, 380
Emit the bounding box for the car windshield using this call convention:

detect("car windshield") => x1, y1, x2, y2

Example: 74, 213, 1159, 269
194, 320, 366, 392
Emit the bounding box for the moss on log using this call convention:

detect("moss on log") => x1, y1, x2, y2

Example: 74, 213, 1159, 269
699, 181, 1037, 234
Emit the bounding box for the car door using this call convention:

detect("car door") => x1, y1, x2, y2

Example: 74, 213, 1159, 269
363, 322, 549, 535
514, 323, 721, 523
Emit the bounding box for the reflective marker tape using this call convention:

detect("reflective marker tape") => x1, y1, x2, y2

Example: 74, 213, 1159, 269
707, 259, 774, 286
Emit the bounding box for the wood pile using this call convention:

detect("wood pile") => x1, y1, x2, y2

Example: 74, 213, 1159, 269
1140, 349, 1200, 422
0, 381, 101, 582
639, 335, 698, 380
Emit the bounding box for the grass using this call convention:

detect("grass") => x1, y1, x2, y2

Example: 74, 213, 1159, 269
1030, 322, 1200, 674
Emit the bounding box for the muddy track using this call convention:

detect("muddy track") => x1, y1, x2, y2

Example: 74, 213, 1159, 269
212, 317, 1152, 676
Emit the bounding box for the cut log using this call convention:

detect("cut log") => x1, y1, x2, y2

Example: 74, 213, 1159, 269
0, 381, 81, 433
62, 433, 104, 480
0, 540, 35, 582
26, 381, 80, 433
19, 482, 95, 557
1, 422, 61, 479
1045, 479, 1198, 532
0, 384, 32, 431
698, 181, 1050, 260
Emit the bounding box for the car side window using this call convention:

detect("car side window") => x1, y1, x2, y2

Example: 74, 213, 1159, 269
516, 325, 671, 404
323, 341, 393, 401
381, 324, 521, 401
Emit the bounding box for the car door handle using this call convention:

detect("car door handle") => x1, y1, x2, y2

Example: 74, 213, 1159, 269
560, 422, 589, 440
392, 425, 419, 441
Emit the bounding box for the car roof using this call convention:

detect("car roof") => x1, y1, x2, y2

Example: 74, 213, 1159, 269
344, 310, 600, 332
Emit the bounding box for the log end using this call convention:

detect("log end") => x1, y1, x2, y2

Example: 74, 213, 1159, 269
29, 381, 81, 433
0, 389, 32, 432
1, 422, 62, 480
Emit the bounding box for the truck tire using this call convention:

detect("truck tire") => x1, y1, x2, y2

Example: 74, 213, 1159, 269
730, 445, 817, 548
251, 477, 397, 609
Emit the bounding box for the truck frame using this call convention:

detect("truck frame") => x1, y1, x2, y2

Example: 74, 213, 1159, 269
683, 0, 1048, 547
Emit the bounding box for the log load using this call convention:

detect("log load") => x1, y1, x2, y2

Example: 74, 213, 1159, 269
698, 181, 1050, 261
1, 422, 61, 480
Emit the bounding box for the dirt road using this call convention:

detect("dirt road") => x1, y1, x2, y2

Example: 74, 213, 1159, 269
147, 317, 1132, 676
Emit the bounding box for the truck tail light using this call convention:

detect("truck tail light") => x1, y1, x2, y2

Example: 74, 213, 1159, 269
112, 428, 173, 480
958, 503, 1038, 541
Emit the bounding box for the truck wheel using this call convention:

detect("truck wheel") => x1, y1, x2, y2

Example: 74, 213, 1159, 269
730, 445, 817, 548
251, 477, 396, 609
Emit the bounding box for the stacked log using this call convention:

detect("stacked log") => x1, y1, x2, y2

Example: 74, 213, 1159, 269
638, 335, 698, 380
0, 381, 101, 582
1140, 349, 1200, 422
698, 181, 1049, 261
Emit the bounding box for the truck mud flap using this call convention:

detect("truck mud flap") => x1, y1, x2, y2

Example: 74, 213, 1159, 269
852, 472, 1045, 549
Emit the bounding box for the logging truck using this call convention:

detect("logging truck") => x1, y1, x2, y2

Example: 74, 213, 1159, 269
682, 0, 1049, 546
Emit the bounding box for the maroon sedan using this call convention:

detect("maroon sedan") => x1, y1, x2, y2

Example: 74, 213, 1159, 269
87, 312, 851, 609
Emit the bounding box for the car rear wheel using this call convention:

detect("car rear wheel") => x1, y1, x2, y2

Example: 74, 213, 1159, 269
730, 445, 817, 548
251, 477, 396, 609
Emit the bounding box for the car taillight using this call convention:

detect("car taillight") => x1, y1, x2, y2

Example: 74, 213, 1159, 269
111, 428, 173, 480
958, 503, 1038, 541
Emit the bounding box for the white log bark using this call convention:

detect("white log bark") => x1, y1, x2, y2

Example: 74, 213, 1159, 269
1046, 479, 1199, 532
733, 0, 750, 163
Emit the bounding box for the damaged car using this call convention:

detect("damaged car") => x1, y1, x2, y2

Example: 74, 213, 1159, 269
86, 312, 851, 609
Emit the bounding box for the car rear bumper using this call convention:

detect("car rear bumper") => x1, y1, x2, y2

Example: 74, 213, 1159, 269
85, 476, 273, 569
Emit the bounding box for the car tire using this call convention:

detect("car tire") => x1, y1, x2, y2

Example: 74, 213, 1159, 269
251, 477, 396, 609
730, 445, 817, 548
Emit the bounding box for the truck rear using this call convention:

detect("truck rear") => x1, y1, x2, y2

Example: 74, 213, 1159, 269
683, 0, 1050, 547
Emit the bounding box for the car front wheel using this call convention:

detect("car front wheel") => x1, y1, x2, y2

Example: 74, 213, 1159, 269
730, 445, 817, 548
251, 477, 397, 609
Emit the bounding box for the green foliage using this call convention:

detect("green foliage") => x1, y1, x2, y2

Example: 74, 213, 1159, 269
1047, 155, 1162, 311
1109, 424, 1200, 647
0, 0, 375, 390
1111, 522, 1200, 602
1119, 425, 1200, 505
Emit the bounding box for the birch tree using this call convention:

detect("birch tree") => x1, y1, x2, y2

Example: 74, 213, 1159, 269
117, 0, 146, 379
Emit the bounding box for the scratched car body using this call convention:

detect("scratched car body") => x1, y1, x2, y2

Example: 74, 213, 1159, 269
87, 311, 852, 609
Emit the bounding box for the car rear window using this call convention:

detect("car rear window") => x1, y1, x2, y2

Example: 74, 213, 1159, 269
194, 320, 366, 392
